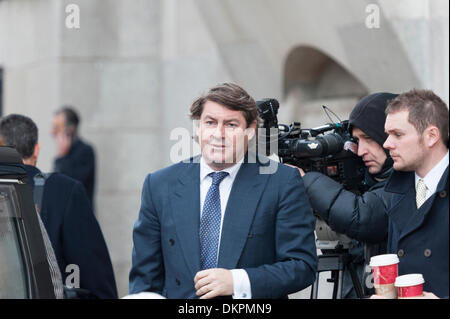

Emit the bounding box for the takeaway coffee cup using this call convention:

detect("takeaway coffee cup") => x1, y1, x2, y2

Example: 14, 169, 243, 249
395, 274, 425, 299
370, 254, 399, 299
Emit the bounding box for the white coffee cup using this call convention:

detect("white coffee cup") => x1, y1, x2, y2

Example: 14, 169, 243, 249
370, 254, 400, 299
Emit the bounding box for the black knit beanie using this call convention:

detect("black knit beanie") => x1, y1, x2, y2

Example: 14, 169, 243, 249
349, 92, 399, 148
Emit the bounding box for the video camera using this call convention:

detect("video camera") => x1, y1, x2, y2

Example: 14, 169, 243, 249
256, 98, 369, 250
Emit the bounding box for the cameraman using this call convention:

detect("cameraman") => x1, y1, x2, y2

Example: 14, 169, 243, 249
298, 92, 397, 298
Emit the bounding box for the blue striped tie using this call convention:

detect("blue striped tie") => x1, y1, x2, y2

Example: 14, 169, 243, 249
199, 171, 229, 270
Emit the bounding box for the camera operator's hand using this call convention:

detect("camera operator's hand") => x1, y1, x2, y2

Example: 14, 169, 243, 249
298, 168, 306, 177
284, 163, 306, 177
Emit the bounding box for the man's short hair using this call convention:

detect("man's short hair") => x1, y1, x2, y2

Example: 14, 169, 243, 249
190, 83, 259, 127
0, 114, 38, 159
386, 89, 449, 145
56, 106, 80, 130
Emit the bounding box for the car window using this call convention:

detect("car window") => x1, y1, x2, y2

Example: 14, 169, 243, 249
0, 184, 28, 298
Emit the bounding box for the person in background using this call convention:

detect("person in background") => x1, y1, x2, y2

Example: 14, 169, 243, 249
294, 93, 396, 298
0, 114, 117, 299
52, 106, 96, 206
381, 89, 448, 299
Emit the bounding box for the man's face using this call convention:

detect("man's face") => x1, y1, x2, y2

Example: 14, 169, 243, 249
352, 127, 387, 174
383, 110, 425, 172
196, 100, 255, 170
51, 113, 66, 137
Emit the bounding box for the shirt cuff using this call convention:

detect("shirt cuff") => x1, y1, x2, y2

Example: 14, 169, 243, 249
230, 269, 251, 299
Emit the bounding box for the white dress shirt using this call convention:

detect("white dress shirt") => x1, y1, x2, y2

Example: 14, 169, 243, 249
199, 156, 252, 299
415, 150, 449, 203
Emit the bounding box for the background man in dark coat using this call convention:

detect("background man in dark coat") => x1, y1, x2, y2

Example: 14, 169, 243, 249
297, 92, 397, 298
383, 89, 448, 299
0, 114, 118, 299
52, 107, 96, 206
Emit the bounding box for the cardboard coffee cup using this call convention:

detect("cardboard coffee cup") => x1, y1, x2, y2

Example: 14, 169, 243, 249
370, 254, 399, 299
395, 274, 425, 299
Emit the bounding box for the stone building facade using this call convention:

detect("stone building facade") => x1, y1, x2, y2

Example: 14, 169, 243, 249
0, 0, 448, 297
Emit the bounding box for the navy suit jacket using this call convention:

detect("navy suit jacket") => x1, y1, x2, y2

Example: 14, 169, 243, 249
25, 165, 118, 299
129, 156, 317, 298
385, 166, 449, 298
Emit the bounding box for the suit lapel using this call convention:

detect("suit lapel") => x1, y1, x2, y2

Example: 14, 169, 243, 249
397, 188, 428, 240
400, 167, 449, 240
217, 162, 270, 269
170, 163, 201, 277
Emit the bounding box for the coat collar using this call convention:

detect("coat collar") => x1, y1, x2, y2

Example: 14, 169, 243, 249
23, 164, 42, 188
385, 166, 449, 194
386, 166, 448, 241
385, 170, 415, 194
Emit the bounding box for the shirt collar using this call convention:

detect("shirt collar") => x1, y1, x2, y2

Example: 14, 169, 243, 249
200, 156, 243, 182
415, 150, 449, 192
23, 164, 42, 188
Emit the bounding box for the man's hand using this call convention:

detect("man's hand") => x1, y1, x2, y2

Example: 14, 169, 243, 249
370, 291, 440, 299
194, 268, 233, 299
55, 132, 72, 158
412, 292, 439, 299
284, 163, 306, 177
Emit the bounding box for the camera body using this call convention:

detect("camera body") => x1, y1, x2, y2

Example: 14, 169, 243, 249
257, 98, 368, 194
257, 98, 370, 249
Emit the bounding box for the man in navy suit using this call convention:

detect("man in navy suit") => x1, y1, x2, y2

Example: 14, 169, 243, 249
0, 114, 117, 299
129, 83, 317, 299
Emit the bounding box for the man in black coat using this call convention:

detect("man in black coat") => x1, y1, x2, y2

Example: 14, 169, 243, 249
52, 107, 95, 206
0, 114, 118, 299
382, 89, 448, 299
298, 92, 398, 298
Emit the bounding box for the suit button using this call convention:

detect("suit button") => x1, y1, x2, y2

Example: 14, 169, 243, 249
398, 249, 405, 257
169, 238, 175, 246
439, 190, 447, 198
175, 279, 180, 286
424, 249, 432, 257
